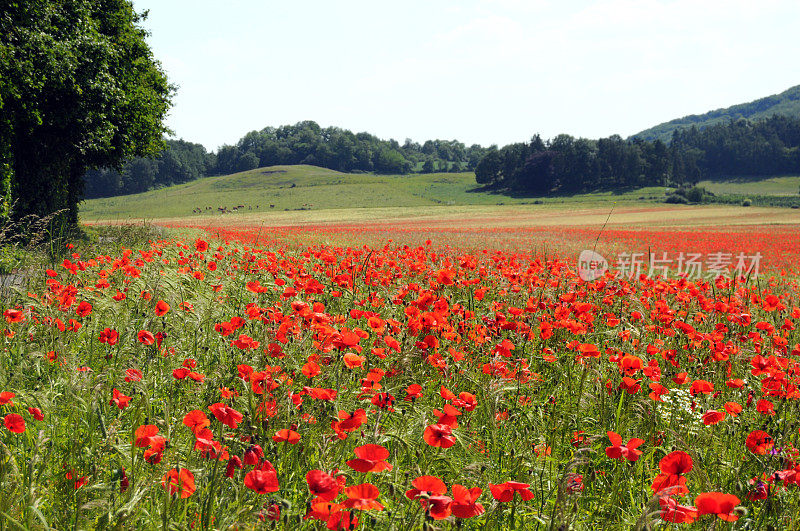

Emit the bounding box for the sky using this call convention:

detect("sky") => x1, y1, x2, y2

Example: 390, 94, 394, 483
131, 0, 800, 152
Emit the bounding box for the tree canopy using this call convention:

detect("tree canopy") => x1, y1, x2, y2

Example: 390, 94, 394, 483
475, 115, 800, 195
0, 0, 173, 230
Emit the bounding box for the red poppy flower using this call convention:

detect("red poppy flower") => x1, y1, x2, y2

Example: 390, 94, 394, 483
302, 361, 321, 378
619, 377, 642, 394
747, 477, 770, 501
702, 410, 726, 425
404, 384, 423, 401
488, 481, 535, 502
453, 392, 477, 411
303, 387, 338, 401
135, 424, 159, 447
225, 455, 243, 478
306, 470, 341, 501
648, 383, 669, 401
110, 388, 132, 409
162, 468, 196, 498
342, 483, 384, 511
651, 451, 692, 495
0, 391, 15, 406
695, 492, 740, 521
28, 407, 44, 421
659, 496, 698, 523
272, 429, 301, 444
745, 430, 773, 455
423, 423, 456, 448
137, 330, 155, 345
243, 444, 264, 466
406, 475, 448, 500
155, 300, 170, 316
346, 444, 392, 473
124, 368, 142, 382
244, 465, 280, 494
370, 392, 395, 410
451, 484, 485, 518
689, 379, 713, 396
425, 495, 454, 520
433, 404, 462, 428
232, 333, 259, 350
99, 328, 119, 345
343, 352, 366, 368
304, 500, 340, 521
4, 413, 25, 433
208, 403, 243, 429
756, 399, 775, 416
672, 372, 689, 385
324, 510, 358, 530
195, 238, 209, 252
724, 401, 743, 417
75, 301, 93, 317
183, 410, 210, 434
332, 409, 367, 433
605, 431, 644, 462
3, 309, 24, 323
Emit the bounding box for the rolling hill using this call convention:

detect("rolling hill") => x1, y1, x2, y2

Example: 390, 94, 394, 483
632, 84, 800, 142
79, 164, 673, 221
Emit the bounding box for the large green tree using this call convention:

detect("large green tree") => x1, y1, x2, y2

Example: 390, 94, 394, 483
0, 0, 173, 231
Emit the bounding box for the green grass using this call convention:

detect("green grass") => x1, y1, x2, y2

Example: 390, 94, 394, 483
80, 164, 800, 223
697, 175, 800, 196
80, 165, 670, 221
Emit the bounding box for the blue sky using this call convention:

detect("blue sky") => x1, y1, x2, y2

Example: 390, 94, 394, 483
131, 0, 800, 151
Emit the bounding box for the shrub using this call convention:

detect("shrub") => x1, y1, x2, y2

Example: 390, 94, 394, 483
665, 194, 690, 204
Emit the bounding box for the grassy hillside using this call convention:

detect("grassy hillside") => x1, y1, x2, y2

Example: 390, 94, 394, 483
80, 164, 672, 221
697, 175, 800, 197
633, 84, 800, 142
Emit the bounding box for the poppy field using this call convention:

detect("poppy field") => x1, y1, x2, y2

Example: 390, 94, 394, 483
2, 224, 800, 529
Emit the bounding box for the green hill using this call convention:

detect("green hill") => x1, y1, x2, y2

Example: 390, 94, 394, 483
632, 84, 800, 142
79, 164, 672, 221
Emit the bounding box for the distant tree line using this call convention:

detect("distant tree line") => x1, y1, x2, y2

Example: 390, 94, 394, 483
84, 140, 214, 198
215, 121, 488, 175
475, 115, 800, 194
83, 121, 490, 198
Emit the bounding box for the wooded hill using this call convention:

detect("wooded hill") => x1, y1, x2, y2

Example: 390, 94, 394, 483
632, 84, 800, 143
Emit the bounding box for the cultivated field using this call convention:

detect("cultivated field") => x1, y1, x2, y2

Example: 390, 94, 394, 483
2, 168, 799, 528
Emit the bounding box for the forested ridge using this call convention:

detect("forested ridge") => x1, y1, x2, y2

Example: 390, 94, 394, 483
633, 84, 800, 143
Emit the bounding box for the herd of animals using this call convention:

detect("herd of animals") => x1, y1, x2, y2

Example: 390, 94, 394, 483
190, 204, 314, 214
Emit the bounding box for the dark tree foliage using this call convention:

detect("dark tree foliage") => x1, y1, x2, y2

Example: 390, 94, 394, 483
83, 139, 214, 198
475, 115, 800, 194
0, 0, 173, 229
